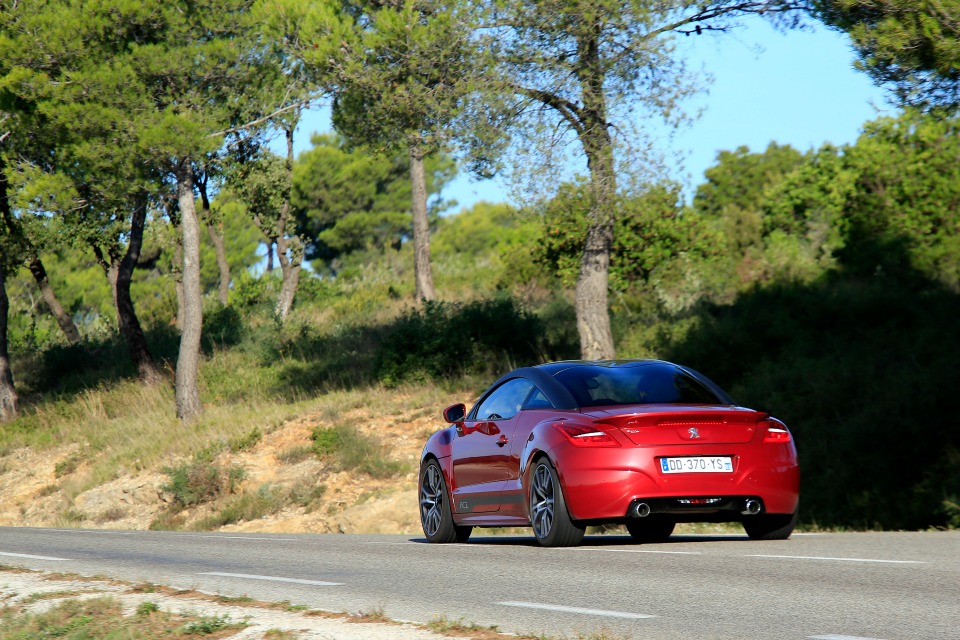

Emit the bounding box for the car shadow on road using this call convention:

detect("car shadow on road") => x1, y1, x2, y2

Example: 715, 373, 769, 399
407, 533, 753, 546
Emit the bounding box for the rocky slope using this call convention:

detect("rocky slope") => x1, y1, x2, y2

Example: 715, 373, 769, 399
0, 401, 442, 536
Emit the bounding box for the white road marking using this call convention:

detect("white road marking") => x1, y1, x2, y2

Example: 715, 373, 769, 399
497, 601, 654, 619
182, 534, 298, 541
209, 536, 298, 541
199, 572, 343, 586
55, 529, 137, 535
809, 635, 887, 640
748, 554, 923, 564
0, 551, 72, 561
572, 548, 701, 555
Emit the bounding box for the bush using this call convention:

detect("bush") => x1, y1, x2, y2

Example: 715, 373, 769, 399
161, 450, 245, 508
202, 304, 244, 350
192, 485, 284, 530
376, 297, 545, 385
661, 273, 960, 530
311, 424, 405, 478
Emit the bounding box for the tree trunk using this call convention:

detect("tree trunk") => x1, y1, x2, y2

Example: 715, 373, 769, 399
115, 198, 162, 383
575, 43, 617, 360
265, 240, 274, 272
0, 261, 18, 422
274, 233, 302, 321
0, 161, 19, 421
26, 257, 81, 344
409, 140, 435, 301
175, 163, 203, 421
274, 125, 301, 321
199, 177, 230, 306
173, 241, 185, 331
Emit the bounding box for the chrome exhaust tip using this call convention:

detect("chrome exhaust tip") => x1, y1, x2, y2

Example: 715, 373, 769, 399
742, 499, 762, 515
631, 502, 652, 518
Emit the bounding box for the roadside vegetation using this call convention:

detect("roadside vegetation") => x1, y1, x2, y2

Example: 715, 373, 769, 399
0, 568, 629, 640
3, 124, 960, 532
1, 1, 958, 533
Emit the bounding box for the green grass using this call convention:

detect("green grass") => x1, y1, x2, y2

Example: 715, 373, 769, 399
0, 597, 246, 639
311, 423, 409, 479
190, 485, 285, 531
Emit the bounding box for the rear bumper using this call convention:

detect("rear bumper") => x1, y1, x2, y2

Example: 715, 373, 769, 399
554, 445, 800, 521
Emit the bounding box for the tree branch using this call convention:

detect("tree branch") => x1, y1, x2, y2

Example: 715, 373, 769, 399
209, 94, 324, 138
510, 83, 585, 135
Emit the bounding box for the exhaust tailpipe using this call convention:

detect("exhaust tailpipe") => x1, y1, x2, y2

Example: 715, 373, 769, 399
631, 502, 652, 518
742, 499, 762, 515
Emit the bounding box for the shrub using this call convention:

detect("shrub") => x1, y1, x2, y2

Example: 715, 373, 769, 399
192, 485, 283, 530
161, 451, 245, 508
311, 424, 405, 478
376, 297, 545, 385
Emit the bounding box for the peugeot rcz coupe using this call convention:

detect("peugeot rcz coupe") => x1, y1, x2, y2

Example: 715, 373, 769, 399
418, 360, 800, 546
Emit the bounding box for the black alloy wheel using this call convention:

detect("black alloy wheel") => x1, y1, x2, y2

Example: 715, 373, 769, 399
419, 460, 472, 543
528, 458, 585, 547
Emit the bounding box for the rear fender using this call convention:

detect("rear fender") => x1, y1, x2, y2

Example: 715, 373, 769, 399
520, 415, 599, 491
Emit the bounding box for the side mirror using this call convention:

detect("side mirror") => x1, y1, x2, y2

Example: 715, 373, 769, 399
443, 403, 466, 424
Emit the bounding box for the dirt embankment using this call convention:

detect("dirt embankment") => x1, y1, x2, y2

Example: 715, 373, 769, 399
0, 403, 440, 536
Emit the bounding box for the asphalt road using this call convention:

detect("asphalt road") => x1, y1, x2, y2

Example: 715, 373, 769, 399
0, 527, 956, 640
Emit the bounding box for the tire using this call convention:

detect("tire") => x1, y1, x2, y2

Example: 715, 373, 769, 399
742, 509, 798, 540
419, 460, 472, 543
625, 517, 676, 543
528, 458, 585, 547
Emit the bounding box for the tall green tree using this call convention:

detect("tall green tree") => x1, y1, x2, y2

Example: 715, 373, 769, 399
694, 143, 808, 286
539, 180, 722, 299
814, 0, 960, 110
838, 110, 960, 286
231, 144, 305, 321
0, 0, 165, 380
478, 0, 804, 359
332, 0, 479, 301
1, 0, 310, 419
291, 133, 455, 270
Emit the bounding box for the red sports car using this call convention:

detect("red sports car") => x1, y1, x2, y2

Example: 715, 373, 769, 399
418, 360, 800, 546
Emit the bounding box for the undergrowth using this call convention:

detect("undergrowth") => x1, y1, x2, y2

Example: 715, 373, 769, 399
0, 596, 245, 638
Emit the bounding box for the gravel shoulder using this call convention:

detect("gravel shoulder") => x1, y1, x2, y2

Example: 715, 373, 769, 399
0, 568, 491, 640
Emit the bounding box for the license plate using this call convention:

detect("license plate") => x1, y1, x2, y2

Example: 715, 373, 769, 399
660, 456, 733, 474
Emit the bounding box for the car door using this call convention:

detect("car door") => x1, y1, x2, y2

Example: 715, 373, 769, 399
451, 377, 534, 514
499, 386, 558, 518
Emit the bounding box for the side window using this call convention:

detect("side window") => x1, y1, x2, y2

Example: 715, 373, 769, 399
523, 387, 554, 410
474, 378, 535, 420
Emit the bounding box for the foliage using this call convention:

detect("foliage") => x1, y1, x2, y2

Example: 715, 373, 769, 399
290, 134, 455, 267
660, 272, 960, 530
311, 424, 406, 478
331, 0, 483, 159
841, 110, 960, 288
376, 297, 547, 384
539, 181, 724, 294
814, 0, 960, 110
431, 200, 545, 290
160, 450, 245, 509
191, 485, 284, 531
0, 596, 245, 639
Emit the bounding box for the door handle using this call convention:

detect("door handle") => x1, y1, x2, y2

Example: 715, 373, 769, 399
496, 435, 509, 447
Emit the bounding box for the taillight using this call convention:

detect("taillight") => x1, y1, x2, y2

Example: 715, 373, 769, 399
554, 423, 620, 448
762, 423, 792, 444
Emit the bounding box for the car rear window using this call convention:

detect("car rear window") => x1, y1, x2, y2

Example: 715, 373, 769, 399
554, 363, 724, 407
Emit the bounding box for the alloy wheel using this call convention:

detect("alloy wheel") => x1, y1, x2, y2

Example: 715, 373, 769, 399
530, 463, 555, 539
420, 463, 444, 537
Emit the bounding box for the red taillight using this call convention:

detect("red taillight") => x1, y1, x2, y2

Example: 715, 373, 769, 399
554, 423, 621, 448
762, 424, 792, 444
